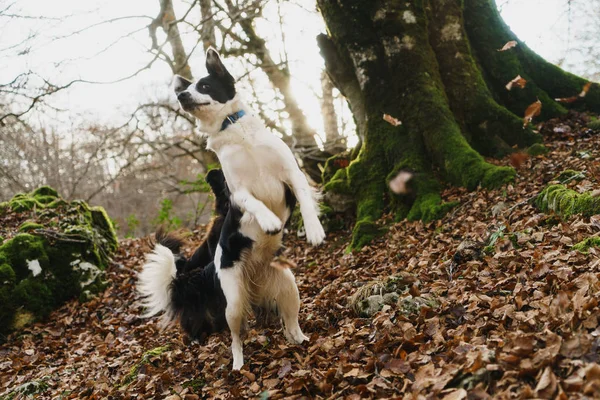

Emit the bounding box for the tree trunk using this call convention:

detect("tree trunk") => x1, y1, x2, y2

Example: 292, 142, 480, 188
320, 70, 346, 152
317, 0, 600, 249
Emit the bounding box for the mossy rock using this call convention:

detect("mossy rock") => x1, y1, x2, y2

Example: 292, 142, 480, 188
535, 184, 600, 218
349, 273, 419, 317
0, 187, 117, 337
9, 193, 43, 213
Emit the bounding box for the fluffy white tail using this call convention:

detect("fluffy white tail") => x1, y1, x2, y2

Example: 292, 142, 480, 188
137, 244, 177, 320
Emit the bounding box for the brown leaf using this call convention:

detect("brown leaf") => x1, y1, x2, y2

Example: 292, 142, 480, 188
580, 82, 592, 97
556, 82, 592, 103
498, 40, 518, 51
442, 389, 468, 400
523, 99, 542, 128
509, 152, 529, 169
506, 75, 527, 90
383, 113, 402, 127
535, 367, 558, 398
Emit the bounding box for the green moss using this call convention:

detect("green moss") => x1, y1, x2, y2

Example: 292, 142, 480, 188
464, 0, 567, 119
527, 143, 549, 156
13, 279, 54, 318
555, 170, 585, 183
9, 193, 43, 213
427, 0, 541, 154
0, 264, 16, 332
0, 202, 8, 215
351, 220, 383, 249
31, 186, 59, 199
18, 221, 45, 233
587, 120, 600, 131
47, 198, 67, 208
535, 184, 600, 218
0, 234, 49, 281
90, 206, 118, 253
1, 376, 50, 399
572, 237, 600, 254
322, 152, 351, 184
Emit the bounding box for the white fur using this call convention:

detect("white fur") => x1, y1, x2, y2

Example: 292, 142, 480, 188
175, 49, 318, 370
137, 244, 177, 321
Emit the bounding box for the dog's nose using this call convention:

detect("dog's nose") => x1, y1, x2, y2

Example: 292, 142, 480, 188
177, 91, 191, 102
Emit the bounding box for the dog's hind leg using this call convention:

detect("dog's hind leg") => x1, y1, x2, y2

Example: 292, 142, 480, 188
218, 263, 247, 370
269, 267, 308, 344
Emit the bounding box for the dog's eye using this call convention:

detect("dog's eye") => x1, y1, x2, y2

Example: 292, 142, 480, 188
200, 84, 210, 91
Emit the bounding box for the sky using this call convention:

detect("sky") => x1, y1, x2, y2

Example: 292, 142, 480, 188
0, 0, 593, 139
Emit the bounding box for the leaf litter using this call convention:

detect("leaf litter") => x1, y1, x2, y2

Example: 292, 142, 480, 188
1, 111, 600, 398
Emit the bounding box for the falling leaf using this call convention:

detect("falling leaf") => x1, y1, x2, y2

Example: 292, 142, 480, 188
498, 40, 518, 51
383, 113, 402, 127
579, 82, 592, 97
555, 95, 579, 104
389, 171, 413, 194
556, 82, 592, 103
509, 152, 529, 169
523, 99, 542, 128
506, 75, 527, 91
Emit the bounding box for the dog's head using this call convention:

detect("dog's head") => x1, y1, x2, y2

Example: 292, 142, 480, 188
173, 48, 239, 132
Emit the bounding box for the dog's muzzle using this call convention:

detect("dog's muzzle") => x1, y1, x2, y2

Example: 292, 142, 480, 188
177, 92, 208, 110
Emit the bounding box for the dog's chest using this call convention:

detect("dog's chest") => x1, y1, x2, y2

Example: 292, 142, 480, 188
220, 144, 286, 210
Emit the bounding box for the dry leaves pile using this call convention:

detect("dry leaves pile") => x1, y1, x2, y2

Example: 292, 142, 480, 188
1, 112, 600, 399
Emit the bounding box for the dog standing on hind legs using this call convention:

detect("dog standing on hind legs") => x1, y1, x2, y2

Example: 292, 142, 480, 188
173, 47, 325, 370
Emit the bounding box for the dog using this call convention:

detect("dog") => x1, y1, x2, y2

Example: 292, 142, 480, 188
169, 48, 325, 370
138, 169, 230, 342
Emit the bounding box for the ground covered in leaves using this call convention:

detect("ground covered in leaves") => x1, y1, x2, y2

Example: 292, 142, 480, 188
1, 112, 600, 399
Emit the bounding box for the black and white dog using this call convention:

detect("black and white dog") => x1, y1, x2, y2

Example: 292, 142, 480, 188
138, 48, 325, 370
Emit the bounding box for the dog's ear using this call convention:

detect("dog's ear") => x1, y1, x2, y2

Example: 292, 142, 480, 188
173, 75, 193, 94
206, 47, 234, 83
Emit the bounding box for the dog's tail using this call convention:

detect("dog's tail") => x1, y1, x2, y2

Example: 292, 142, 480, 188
137, 228, 185, 323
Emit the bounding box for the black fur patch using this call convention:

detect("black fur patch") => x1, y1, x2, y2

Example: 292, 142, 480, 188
195, 75, 235, 104
218, 204, 253, 269
170, 261, 227, 343
284, 183, 297, 226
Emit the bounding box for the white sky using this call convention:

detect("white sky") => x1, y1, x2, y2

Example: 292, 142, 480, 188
0, 0, 591, 136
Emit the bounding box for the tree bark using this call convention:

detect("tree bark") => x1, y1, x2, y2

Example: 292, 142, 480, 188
154, 0, 193, 80
320, 71, 345, 152
317, 0, 599, 249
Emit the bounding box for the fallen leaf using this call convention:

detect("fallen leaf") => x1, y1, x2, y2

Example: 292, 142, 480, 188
523, 99, 542, 128
506, 75, 527, 90
442, 389, 467, 400
498, 40, 518, 51
383, 114, 402, 127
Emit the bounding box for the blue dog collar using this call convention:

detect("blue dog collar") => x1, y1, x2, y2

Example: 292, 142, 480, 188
220, 110, 246, 131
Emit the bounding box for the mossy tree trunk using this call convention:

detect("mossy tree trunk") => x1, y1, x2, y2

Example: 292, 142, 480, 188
317, 0, 600, 249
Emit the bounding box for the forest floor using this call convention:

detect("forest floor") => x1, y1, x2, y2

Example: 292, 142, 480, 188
1, 112, 600, 399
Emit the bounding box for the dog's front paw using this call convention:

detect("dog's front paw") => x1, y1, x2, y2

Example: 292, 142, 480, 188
304, 216, 325, 245
256, 210, 283, 234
